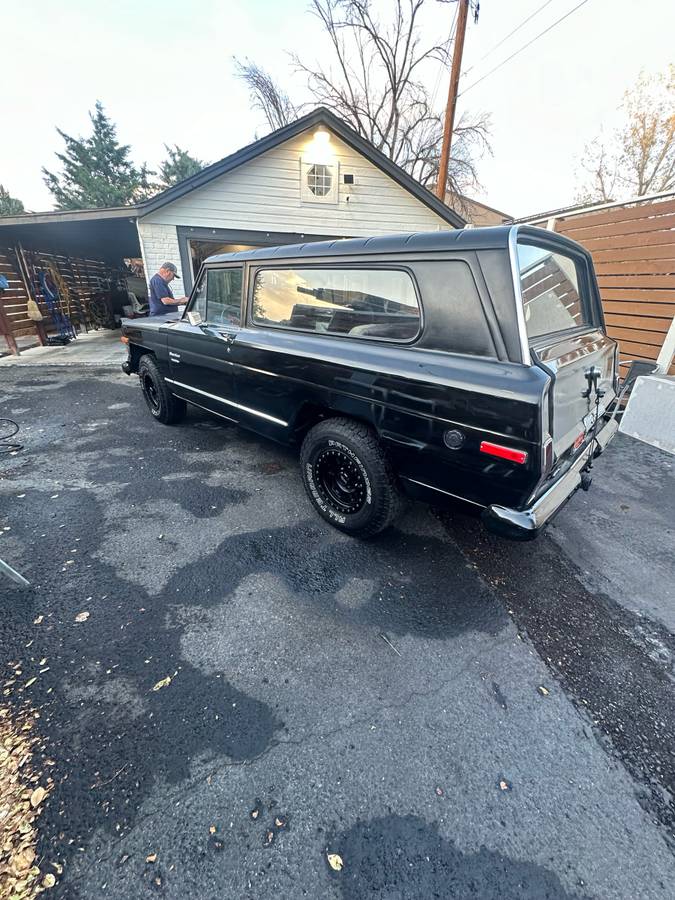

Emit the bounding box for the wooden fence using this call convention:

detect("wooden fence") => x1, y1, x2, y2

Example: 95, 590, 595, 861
0, 245, 120, 355
548, 196, 675, 374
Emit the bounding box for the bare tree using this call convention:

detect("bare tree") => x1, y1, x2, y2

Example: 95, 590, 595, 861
577, 66, 675, 203
234, 59, 298, 132
236, 0, 490, 204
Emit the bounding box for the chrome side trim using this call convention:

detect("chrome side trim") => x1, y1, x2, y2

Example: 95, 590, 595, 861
237, 363, 280, 379
508, 225, 531, 366
165, 378, 288, 426
185, 398, 237, 424
401, 477, 486, 508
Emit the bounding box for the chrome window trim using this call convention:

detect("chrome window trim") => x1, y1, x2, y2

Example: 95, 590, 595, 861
508, 225, 532, 366
165, 378, 288, 427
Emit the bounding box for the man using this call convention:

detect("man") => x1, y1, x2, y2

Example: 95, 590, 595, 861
148, 262, 188, 316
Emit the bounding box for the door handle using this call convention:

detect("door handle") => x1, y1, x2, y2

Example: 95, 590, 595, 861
218, 331, 237, 344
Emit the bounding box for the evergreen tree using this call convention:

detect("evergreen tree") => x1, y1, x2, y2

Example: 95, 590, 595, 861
42, 102, 154, 209
158, 145, 206, 188
0, 185, 25, 216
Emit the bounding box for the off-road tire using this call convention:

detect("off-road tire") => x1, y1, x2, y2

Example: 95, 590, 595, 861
138, 354, 186, 425
300, 417, 404, 537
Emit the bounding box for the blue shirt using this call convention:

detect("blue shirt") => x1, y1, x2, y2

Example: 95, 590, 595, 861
149, 273, 173, 315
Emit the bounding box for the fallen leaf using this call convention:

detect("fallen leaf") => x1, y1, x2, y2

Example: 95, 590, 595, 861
146, 853, 157, 863
538, 685, 550, 696
327, 852, 344, 871
74, 611, 89, 623
33, 616, 44, 625
25, 677, 37, 688
152, 676, 171, 692
274, 816, 287, 829
43, 873, 56, 888
15, 847, 36, 870
30, 785, 47, 807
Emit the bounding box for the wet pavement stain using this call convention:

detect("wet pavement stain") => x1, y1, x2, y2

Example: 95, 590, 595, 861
0, 485, 282, 894
157, 522, 507, 641
328, 814, 588, 899
438, 509, 675, 847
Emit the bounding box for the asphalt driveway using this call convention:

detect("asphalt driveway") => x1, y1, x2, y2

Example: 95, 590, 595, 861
1, 368, 674, 899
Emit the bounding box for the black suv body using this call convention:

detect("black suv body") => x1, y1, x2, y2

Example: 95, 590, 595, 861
122, 225, 618, 539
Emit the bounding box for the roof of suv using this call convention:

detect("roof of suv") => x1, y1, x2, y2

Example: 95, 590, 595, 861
205, 226, 525, 264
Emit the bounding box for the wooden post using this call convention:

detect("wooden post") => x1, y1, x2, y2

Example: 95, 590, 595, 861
436, 0, 470, 200
0, 268, 19, 355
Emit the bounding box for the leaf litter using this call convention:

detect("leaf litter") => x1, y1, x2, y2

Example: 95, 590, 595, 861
0, 696, 58, 896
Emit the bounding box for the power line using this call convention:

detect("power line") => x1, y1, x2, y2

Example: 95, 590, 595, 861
464, 0, 558, 75
459, 0, 592, 97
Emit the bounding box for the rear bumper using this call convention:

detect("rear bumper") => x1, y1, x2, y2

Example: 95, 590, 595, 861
482, 417, 618, 540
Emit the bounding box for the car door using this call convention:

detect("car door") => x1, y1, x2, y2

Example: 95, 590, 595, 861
165, 266, 244, 423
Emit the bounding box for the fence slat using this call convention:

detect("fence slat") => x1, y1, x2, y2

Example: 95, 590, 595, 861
554, 197, 675, 232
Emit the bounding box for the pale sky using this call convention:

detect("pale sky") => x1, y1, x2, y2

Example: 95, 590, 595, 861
1, 0, 673, 218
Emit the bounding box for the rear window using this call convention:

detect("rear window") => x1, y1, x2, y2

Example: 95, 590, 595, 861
517, 242, 590, 339
251, 267, 421, 342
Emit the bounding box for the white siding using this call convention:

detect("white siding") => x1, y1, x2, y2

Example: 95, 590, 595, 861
137, 222, 186, 297
139, 129, 450, 237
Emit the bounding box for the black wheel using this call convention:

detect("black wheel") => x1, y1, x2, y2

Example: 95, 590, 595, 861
300, 417, 404, 537
138, 354, 186, 425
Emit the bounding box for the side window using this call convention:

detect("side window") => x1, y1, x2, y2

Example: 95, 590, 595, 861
517, 243, 590, 339
251, 267, 421, 341
206, 268, 243, 327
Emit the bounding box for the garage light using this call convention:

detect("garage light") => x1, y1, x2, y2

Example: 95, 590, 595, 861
305, 128, 333, 165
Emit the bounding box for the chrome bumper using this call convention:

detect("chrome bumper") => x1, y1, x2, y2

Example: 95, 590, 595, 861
482, 417, 619, 540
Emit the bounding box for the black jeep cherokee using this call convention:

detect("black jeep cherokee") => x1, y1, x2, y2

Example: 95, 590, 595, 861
122, 226, 618, 539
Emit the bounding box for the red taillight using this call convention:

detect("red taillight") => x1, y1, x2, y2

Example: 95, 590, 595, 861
480, 441, 528, 465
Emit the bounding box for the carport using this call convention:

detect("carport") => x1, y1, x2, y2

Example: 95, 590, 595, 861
0, 207, 144, 356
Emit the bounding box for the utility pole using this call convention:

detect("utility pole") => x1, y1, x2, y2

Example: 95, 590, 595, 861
435, 0, 470, 200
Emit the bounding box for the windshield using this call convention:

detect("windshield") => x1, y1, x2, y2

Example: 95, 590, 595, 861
517, 242, 590, 339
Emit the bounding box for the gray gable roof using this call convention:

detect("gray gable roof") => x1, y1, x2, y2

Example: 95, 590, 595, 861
140, 107, 465, 228
0, 108, 465, 231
